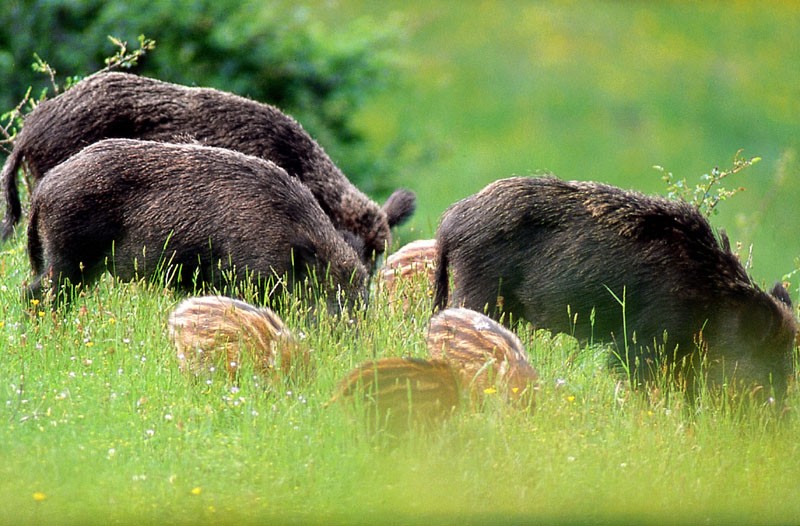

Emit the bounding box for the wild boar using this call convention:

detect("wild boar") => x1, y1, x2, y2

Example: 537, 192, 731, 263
377, 238, 437, 311
329, 307, 540, 435
168, 295, 311, 382
2, 71, 416, 265
328, 356, 461, 433
427, 307, 538, 407
433, 175, 796, 400
26, 138, 368, 311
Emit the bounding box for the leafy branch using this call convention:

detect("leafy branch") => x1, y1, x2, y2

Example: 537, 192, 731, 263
0, 87, 32, 155
102, 34, 156, 72
654, 149, 760, 217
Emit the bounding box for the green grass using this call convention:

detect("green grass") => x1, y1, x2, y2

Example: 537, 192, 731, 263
2, 233, 799, 524
3, 2, 800, 523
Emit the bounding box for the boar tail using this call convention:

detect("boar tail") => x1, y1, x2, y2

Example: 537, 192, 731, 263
382, 189, 417, 228
769, 281, 793, 309
26, 203, 44, 275
432, 240, 450, 313
1, 149, 23, 241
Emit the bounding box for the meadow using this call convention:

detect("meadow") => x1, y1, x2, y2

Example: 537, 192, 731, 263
2, 245, 799, 525
2, 1, 800, 524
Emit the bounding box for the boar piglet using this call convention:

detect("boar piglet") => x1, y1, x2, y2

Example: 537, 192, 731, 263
2, 71, 416, 267
26, 139, 368, 312
434, 176, 796, 401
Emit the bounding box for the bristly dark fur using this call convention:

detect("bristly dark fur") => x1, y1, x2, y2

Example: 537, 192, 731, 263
26, 138, 368, 311
1, 71, 416, 264
434, 175, 797, 400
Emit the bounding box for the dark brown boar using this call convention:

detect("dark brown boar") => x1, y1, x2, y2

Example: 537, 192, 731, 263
1, 71, 416, 265
26, 139, 368, 311
168, 295, 311, 382
433, 175, 797, 401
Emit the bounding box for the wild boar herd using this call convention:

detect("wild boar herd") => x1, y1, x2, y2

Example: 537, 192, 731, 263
2, 71, 797, 422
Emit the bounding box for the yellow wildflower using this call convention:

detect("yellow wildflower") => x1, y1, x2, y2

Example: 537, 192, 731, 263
483, 387, 498, 395
32, 492, 47, 502
191, 487, 202, 496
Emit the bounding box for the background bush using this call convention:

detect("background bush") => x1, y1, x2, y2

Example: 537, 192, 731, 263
0, 0, 407, 194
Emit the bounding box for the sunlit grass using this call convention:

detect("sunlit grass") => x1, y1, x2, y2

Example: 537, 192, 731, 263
1, 228, 799, 524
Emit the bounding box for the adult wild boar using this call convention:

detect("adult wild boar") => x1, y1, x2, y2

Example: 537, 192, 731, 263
26, 139, 368, 311
433, 176, 797, 399
2, 71, 416, 265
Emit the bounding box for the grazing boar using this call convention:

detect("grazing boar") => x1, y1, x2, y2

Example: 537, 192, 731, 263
26, 139, 368, 311
427, 307, 538, 407
328, 357, 461, 433
1, 71, 416, 265
377, 238, 437, 311
433, 175, 797, 400
168, 295, 311, 382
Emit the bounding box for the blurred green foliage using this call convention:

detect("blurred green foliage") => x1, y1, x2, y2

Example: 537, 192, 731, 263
655, 149, 759, 219
0, 0, 406, 194
325, 2, 800, 284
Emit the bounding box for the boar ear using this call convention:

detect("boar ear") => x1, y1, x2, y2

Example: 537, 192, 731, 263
769, 281, 793, 309
382, 189, 417, 228
737, 292, 790, 347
